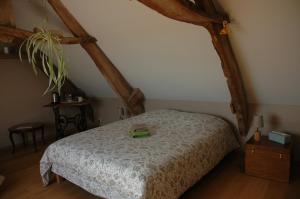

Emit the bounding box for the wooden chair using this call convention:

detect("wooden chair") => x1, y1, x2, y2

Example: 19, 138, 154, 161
8, 122, 45, 153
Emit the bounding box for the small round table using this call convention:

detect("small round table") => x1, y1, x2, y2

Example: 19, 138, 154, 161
8, 122, 45, 153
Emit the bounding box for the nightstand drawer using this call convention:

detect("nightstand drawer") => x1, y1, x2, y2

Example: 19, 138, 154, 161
245, 148, 290, 182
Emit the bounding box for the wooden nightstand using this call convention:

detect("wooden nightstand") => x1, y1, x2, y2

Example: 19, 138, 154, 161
245, 136, 292, 182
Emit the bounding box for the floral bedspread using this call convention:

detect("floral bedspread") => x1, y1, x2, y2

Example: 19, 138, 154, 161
40, 109, 239, 199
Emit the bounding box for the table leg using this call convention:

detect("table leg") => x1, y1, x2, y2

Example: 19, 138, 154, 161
55, 174, 65, 184
21, 132, 26, 146
53, 107, 64, 139
9, 132, 15, 154
32, 131, 37, 152
79, 106, 88, 131
41, 126, 45, 145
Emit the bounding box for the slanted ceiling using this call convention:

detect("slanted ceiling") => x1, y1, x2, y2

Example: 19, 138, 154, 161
12, 0, 230, 100
7, 0, 300, 129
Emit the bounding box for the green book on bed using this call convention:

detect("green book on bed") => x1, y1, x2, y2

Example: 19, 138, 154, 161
129, 124, 151, 138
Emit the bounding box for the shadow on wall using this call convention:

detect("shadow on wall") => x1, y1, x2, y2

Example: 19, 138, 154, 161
247, 104, 300, 162
0, 59, 55, 148
269, 114, 281, 129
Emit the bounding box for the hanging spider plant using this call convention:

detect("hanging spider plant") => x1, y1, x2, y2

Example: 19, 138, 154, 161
19, 26, 68, 95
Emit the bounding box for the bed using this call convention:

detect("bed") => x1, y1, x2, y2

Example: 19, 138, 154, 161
40, 109, 239, 199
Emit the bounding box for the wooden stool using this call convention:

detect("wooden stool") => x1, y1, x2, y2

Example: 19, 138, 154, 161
8, 122, 45, 154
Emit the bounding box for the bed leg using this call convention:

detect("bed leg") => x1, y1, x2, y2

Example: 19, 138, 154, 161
55, 174, 65, 184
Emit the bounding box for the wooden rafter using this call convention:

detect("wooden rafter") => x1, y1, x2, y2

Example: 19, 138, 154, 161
0, 26, 82, 44
0, 0, 145, 115
0, 0, 249, 135
137, 0, 249, 135
0, 0, 80, 45
47, 0, 145, 115
137, 0, 227, 26
200, 0, 249, 135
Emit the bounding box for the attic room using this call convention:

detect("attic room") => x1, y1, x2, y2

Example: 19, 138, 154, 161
0, 0, 299, 198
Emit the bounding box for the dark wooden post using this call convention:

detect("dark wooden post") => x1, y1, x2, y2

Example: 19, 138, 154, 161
137, 0, 249, 135
200, 0, 249, 135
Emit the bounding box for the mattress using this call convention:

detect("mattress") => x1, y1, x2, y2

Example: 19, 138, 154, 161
40, 109, 239, 199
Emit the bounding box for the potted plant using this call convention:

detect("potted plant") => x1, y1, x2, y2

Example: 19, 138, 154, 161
19, 26, 68, 94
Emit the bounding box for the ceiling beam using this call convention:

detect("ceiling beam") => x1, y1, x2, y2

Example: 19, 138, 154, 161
47, 0, 145, 115
34, 0, 248, 135
199, 0, 249, 135
137, 0, 226, 26
137, 0, 249, 135
0, 26, 82, 44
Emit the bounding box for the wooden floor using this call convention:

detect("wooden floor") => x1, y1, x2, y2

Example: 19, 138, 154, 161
0, 144, 299, 199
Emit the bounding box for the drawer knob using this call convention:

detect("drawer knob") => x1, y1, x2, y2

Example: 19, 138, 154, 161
251, 149, 255, 154
280, 154, 283, 159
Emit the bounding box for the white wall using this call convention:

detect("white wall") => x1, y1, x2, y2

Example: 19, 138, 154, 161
12, 0, 300, 105
221, 0, 300, 105
8, 0, 300, 155
93, 98, 300, 161
0, 59, 54, 148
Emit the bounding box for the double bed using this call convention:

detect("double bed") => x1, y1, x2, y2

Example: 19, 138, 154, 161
40, 109, 239, 199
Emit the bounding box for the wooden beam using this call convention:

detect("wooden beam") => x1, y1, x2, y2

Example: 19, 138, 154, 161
193, 0, 206, 11
137, 0, 226, 26
200, 0, 217, 15
0, 0, 15, 27
47, 0, 145, 115
137, 0, 249, 135
201, 0, 249, 135
0, 26, 82, 44
43, 0, 248, 134
0, 33, 13, 43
